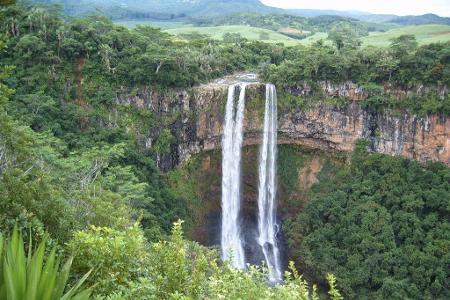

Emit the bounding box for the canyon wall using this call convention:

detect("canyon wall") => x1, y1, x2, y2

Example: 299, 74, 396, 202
117, 80, 450, 168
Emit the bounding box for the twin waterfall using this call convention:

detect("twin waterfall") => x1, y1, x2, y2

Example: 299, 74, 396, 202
221, 83, 282, 282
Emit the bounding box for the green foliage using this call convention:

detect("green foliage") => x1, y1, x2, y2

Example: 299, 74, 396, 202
148, 220, 212, 299
263, 39, 449, 87
153, 129, 175, 156
97, 221, 341, 300
328, 24, 362, 50
278, 145, 305, 193
0, 228, 91, 300
287, 148, 450, 299
390, 34, 419, 58
0, 3, 194, 243
362, 93, 450, 116
68, 224, 149, 295
262, 38, 449, 114
327, 273, 344, 300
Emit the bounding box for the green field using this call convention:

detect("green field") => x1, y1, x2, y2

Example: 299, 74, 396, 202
116, 21, 450, 48
164, 25, 301, 45
299, 25, 450, 47
361, 24, 450, 47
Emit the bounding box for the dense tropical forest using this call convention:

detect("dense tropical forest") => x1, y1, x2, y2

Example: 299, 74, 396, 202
0, 0, 449, 299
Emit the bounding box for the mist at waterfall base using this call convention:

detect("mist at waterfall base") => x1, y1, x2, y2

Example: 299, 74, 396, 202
220, 83, 283, 282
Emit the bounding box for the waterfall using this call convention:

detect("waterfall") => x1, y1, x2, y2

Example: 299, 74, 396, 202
257, 83, 282, 282
221, 83, 246, 269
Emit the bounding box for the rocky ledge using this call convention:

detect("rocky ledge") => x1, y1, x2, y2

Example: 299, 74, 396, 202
117, 75, 449, 168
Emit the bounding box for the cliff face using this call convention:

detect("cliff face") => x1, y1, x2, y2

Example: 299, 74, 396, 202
279, 104, 449, 164
117, 80, 450, 167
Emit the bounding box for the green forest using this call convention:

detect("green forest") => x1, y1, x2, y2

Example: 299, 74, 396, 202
0, 0, 449, 299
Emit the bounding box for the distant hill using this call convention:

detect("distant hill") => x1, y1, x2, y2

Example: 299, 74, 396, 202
288, 10, 450, 25
33, 0, 282, 19
287, 8, 368, 18
31, 0, 450, 26
388, 14, 450, 25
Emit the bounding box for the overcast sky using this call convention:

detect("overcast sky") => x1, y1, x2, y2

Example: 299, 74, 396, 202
260, 0, 450, 16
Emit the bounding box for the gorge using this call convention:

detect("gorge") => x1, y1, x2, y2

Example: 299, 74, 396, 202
116, 74, 449, 265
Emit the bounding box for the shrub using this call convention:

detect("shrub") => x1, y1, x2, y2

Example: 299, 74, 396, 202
68, 224, 149, 295
148, 220, 212, 299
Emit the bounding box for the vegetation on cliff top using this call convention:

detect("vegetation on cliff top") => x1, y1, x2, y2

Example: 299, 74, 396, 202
262, 34, 449, 115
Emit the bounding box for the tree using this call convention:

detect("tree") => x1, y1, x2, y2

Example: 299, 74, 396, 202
328, 25, 361, 50
390, 34, 418, 58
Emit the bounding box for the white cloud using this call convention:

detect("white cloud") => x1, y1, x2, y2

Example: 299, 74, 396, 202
260, 0, 450, 16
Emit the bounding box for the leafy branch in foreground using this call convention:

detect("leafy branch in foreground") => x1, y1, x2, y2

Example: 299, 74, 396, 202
0, 228, 92, 300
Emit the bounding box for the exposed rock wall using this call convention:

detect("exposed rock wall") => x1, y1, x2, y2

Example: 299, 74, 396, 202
116, 82, 450, 167
278, 103, 449, 164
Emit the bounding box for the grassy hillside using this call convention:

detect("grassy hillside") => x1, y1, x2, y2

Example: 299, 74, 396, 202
165, 25, 300, 45
163, 24, 450, 48
361, 24, 450, 47
282, 24, 450, 47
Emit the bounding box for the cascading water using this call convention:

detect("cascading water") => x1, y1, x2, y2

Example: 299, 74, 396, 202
257, 83, 282, 282
221, 83, 246, 269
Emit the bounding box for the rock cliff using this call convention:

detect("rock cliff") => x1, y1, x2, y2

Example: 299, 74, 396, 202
117, 76, 449, 168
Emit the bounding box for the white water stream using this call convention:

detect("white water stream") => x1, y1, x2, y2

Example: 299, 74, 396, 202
257, 84, 282, 282
221, 83, 246, 269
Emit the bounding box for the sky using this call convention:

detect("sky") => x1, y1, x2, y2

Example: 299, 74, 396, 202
260, 0, 450, 16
